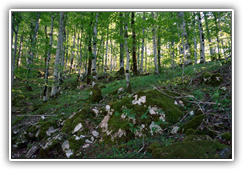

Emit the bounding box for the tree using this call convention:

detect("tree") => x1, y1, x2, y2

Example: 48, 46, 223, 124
151, 12, 159, 75
91, 12, 99, 81
124, 13, 132, 94
204, 12, 214, 58
139, 12, 145, 73
218, 12, 227, 60
197, 12, 205, 64
51, 12, 64, 98
131, 12, 139, 76
193, 12, 198, 64
43, 12, 55, 102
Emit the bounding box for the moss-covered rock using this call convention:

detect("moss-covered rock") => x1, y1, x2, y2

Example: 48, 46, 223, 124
40, 139, 64, 158
181, 114, 206, 133
185, 128, 196, 136
147, 141, 160, 152
99, 89, 183, 144
68, 135, 84, 153
90, 84, 102, 103
201, 72, 223, 86
184, 135, 212, 141
221, 133, 231, 141
62, 106, 93, 134
152, 140, 231, 159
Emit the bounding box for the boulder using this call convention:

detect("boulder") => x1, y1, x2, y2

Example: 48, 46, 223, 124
201, 72, 223, 86
90, 84, 102, 103
99, 89, 183, 144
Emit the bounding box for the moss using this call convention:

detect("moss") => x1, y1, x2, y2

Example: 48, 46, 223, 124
152, 140, 230, 159
184, 135, 212, 141
62, 106, 92, 134
182, 114, 206, 133
221, 133, 231, 141
40, 139, 63, 158
147, 141, 160, 152
90, 84, 102, 103
201, 72, 223, 86
68, 135, 84, 153
185, 128, 196, 136
194, 127, 217, 138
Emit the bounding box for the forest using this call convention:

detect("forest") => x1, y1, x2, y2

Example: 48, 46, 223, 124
11, 11, 232, 159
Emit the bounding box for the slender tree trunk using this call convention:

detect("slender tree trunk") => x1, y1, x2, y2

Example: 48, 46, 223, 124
51, 12, 64, 97
170, 13, 175, 69
131, 12, 138, 76
43, 13, 54, 102
69, 27, 76, 75
59, 14, 66, 84
104, 23, 109, 73
110, 39, 113, 73
193, 12, 198, 64
16, 33, 24, 69
91, 12, 99, 81
157, 26, 161, 70
12, 15, 19, 89
197, 12, 205, 64
145, 44, 147, 73
75, 33, 79, 74
119, 12, 125, 74
213, 12, 220, 59
140, 12, 145, 74
151, 12, 159, 75
87, 16, 93, 84
124, 13, 132, 94
203, 12, 214, 58
64, 17, 69, 78
218, 12, 226, 60
78, 26, 83, 79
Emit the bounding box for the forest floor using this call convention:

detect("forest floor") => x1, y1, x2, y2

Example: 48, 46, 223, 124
11, 60, 232, 159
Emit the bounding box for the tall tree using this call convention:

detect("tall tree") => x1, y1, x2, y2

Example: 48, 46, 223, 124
213, 12, 220, 59
69, 27, 76, 75
91, 12, 99, 81
51, 12, 64, 97
139, 12, 145, 73
203, 12, 214, 58
104, 23, 109, 74
193, 12, 198, 64
43, 12, 54, 102
131, 12, 139, 76
124, 13, 132, 93
119, 12, 125, 75
152, 12, 159, 75
218, 12, 226, 60
197, 12, 205, 64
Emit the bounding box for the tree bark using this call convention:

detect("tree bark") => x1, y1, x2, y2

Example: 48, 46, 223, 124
104, 23, 109, 73
193, 12, 198, 64
218, 12, 226, 60
213, 12, 220, 59
140, 12, 145, 74
124, 13, 132, 94
151, 12, 159, 75
119, 12, 125, 74
51, 12, 64, 98
197, 12, 205, 64
16, 32, 23, 69
43, 12, 54, 102
131, 12, 138, 76
91, 12, 99, 80
69, 27, 76, 75
87, 15, 93, 84
203, 12, 214, 58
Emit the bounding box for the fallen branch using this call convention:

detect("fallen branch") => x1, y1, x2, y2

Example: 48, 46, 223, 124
15, 115, 56, 117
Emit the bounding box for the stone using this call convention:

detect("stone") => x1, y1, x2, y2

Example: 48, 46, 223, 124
92, 108, 99, 116
82, 144, 90, 149
85, 139, 93, 144
117, 87, 125, 94
170, 126, 180, 134
219, 148, 231, 158
73, 123, 83, 134
61, 140, 73, 158
132, 95, 146, 105
99, 114, 110, 132
46, 126, 58, 136
26, 145, 39, 158
149, 121, 163, 136
91, 130, 99, 137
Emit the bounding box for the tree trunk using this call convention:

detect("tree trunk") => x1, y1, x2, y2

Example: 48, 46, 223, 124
110, 39, 113, 73
213, 12, 220, 59
64, 16, 69, 78
204, 12, 214, 58
124, 13, 132, 94
78, 25, 83, 79
51, 12, 64, 98
170, 13, 175, 69
91, 12, 99, 81
145, 44, 147, 72
104, 23, 109, 73
157, 26, 161, 70
131, 12, 138, 76
193, 12, 198, 64
75, 33, 79, 74
12, 13, 20, 89
59, 14, 66, 84
151, 12, 159, 75
87, 16, 93, 84
140, 12, 145, 74
16, 33, 23, 69
119, 12, 125, 75
43, 13, 54, 102
218, 12, 226, 60
69, 27, 76, 75
197, 12, 205, 64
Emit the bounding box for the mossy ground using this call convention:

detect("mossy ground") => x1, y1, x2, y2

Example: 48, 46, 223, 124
11, 60, 232, 159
